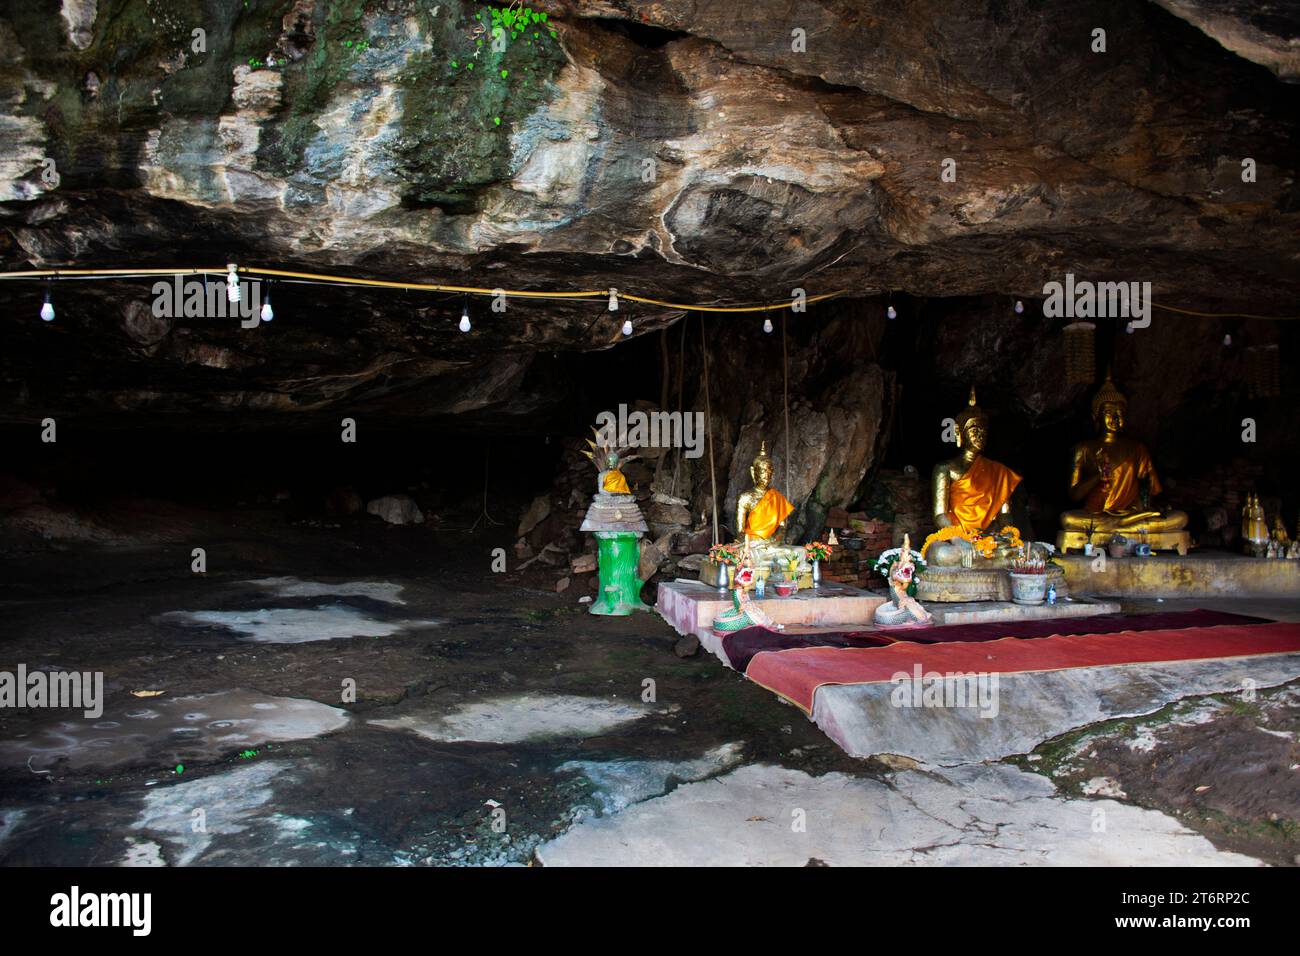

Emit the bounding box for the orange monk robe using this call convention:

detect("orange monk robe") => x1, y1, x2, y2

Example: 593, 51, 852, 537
1086, 445, 1161, 514
743, 488, 795, 540
602, 469, 630, 494
946, 456, 1021, 534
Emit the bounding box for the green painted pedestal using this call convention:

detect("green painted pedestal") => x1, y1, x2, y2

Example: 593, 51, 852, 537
590, 531, 649, 616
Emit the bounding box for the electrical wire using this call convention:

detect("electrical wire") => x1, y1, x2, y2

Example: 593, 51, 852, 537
3, 263, 1297, 319
0, 264, 843, 313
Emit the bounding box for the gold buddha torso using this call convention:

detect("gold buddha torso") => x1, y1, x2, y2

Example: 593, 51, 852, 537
734, 442, 803, 572
928, 389, 1020, 567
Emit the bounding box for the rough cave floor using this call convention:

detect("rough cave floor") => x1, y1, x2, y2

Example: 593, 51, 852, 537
0, 517, 1297, 867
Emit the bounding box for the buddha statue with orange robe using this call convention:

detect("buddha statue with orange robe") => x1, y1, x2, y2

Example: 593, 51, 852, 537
734, 441, 804, 573
1058, 374, 1188, 552
928, 388, 1022, 567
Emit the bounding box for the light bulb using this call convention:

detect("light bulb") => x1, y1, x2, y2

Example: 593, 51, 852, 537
1223, 333, 1232, 347
260, 299, 273, 322
40, 292, 54, 322
763, 317, 773, 333
1014, 300, 1024, 313
1125, 321, 1135, 334
226, 264, 240, 303
459, 305, 471, 332
886, 305, 897, 320
621, 318, 633, 336
608, 288, 619, 312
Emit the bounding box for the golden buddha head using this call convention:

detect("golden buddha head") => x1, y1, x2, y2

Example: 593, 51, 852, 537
954, 387, 989, 453
1091, 373, 1127, 435
750, 441, 773, 489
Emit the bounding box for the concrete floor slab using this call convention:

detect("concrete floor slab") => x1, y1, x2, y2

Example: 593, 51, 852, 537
0, 689, 351, 771
162, 605, 439, 643
241, 577, 408, 605
557, 743, 744, 815
810, 651, 1300, 765
536, 761, 1262, 866
368, 692, 665, 745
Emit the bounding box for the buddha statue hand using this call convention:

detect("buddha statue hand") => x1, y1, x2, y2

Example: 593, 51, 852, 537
927, 535, 973, 567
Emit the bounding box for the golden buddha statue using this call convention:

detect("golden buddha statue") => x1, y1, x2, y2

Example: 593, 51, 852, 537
734, 441, 804, 574
1057, 373, 1189, 554
928, 388, 1022, 567
1242, 493, 1268, 552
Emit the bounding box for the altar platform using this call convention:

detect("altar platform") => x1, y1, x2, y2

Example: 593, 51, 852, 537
1060, 551, 1300, 598
657, 577, 1300, 765
655, 579, 1118, 668
655, 579, 885, 663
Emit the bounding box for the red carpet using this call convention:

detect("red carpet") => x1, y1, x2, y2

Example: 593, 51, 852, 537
745, 622, 1300, 714
720, 609, 1267, 672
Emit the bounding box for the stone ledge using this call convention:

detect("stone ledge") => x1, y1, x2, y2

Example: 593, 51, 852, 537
1061, 552, 1300, 597
928, 598, 1119, 625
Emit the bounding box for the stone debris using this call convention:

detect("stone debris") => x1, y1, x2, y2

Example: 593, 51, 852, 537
365, 494, 424, 525
673, 635, 701, 658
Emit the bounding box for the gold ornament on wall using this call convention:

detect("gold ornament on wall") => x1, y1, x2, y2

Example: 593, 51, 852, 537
1244, 344, 1280, 399
1062, 321, 1096, 385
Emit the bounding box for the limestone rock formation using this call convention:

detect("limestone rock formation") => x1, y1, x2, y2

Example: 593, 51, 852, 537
0, 0, 1296, 426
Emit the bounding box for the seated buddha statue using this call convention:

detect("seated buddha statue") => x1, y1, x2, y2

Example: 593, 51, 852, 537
928, 388, 1022, 567
734, 441, 805, 574
1058, 373, 1189, 553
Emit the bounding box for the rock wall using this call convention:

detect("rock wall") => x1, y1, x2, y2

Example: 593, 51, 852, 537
1, 0, 1298, 428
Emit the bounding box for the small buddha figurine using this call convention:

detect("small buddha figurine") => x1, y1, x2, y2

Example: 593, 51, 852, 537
1059, 373, 1188, 551
583, 428, 637, 496
1271, 515, 1291, 548
928, 388, 1022, 566
734, 441, 804, 573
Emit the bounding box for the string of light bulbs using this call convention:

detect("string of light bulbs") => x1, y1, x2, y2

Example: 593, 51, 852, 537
4, 263, 1296, 327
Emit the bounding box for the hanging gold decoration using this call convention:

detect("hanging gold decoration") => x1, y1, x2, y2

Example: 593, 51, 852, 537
1245, 344, 1281, 398
1062, 321, 1096, 385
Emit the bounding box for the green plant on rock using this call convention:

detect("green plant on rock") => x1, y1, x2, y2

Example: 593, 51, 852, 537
482, 4, 552, 49
381, 3, 568, 206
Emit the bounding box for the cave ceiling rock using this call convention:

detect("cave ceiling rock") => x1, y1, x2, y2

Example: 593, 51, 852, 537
1153, 0, 1300, 81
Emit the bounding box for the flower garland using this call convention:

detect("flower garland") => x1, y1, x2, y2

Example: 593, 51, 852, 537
708, 542, 742, 566
921, 524, 1023, 560
920, 525, 972, 558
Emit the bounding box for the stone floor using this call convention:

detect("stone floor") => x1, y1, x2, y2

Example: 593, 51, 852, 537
0, 513, 1296, 867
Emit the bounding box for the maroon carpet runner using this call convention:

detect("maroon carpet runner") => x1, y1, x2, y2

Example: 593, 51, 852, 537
722, 609, 1268, 673
745, 620, 1300, 714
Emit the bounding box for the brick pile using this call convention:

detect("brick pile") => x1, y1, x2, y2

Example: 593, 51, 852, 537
818, 507, 891, 589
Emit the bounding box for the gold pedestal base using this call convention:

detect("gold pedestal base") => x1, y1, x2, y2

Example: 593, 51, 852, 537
916, 564, 1068, 603
1056, 529, 1190, 556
